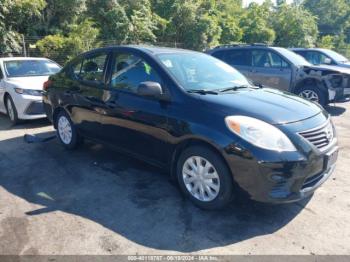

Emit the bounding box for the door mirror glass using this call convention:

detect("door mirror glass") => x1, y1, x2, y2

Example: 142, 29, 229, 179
137, 81, 163, 98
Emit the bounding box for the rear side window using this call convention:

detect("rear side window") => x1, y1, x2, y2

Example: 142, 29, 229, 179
212, 50, 252, 66
110, 52, 162, 93
71, 52, 108, 83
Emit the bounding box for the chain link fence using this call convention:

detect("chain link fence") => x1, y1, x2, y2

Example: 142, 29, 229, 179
2, 36, 350, 65
0, 36, 185, 65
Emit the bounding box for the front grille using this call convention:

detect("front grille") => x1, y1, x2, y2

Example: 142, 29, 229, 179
25, 101, 45, 115
302, 172, 324, 189
299, 120, 334, 151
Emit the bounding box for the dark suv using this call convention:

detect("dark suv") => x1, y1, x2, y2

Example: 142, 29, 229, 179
43, 46, 338, 210
207, 44, 350, 106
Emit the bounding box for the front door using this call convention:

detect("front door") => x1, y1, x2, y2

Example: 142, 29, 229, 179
100, 51, 170, 164
250, 49, 292, 91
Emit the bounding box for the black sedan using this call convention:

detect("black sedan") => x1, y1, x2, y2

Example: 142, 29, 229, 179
43, 46, 338, 209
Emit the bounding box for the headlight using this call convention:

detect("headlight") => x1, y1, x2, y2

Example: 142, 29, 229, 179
14, 88, 43, 96
225, 116, 297, 152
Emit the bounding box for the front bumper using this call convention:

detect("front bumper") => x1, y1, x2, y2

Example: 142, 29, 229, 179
12, 93, 46, 120
223, 114, 338, 203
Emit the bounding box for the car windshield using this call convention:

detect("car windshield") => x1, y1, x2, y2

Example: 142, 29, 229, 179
274, 47, 312, 66
4, 60, 61, 78
321, 49, 349, 63
157, 52, 251, 91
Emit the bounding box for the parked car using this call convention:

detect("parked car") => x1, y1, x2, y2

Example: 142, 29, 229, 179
207, 44, 350, 106
0, 57, 61, 124
43, 46, 338, 209
291, 48, 350, 68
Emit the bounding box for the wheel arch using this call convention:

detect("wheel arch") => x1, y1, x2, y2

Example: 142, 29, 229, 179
52, 106, 66, 129
169, 137, 231, 182
3, 92, 11, 105
293, 77, 327, 95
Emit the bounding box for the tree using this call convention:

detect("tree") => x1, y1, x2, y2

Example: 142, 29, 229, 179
240, 3, 275, 44
217, 0, 243, 44
86, 0, 129, 44
272, 3, 318, 47
318, 35, 335, 49
36, 19, 99, 64
0, 0, 45, 54
37, 0, 86, 35
303, 0, 350, 36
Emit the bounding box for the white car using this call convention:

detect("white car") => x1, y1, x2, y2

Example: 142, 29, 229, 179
0, 57, 61, 124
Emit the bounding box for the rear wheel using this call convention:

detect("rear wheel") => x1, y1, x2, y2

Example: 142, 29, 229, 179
177, 146, 234, 210
297, 86, 327, 106
55, 110, 82, 149
5, 95, 19, 125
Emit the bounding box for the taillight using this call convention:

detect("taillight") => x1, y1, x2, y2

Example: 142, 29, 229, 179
43, 80, 52, 91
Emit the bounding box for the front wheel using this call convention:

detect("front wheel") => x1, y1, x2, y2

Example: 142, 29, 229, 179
297, 86, 327, 106
177, 146, 234, 210
5, 96, 19, 125
55, 110, 82, 149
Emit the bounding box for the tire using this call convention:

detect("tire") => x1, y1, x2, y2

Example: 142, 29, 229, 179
55, 110, 82, 149
296, 85, 327, 106
176, 145, 234, 210
5, 95, 19, 125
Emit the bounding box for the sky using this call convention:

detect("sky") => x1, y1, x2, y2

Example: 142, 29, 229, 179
243, 0, 293, 7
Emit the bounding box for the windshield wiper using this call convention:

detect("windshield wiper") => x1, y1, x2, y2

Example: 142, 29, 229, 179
217, 85, 251, 93
187, 89, 219, 95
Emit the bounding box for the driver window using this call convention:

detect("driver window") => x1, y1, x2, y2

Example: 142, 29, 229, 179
110, 53, 162, 93
310, 52, 332, 65
252, 50, 289, 68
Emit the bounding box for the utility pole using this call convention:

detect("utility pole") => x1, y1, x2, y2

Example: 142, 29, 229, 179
22, 35, 27, 57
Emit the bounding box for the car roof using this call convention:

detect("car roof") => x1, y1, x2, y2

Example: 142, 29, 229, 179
290, 48, 327, 52
0, 57, 51, 62
207, 44, 284, 53
82, 45, 199, 57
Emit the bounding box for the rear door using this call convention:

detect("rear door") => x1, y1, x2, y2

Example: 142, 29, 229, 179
211, 49, 253, 79
66, 51, 110, 139
251, 49, 292, 91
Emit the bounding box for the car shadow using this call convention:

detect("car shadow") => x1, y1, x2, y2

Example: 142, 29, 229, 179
325, 105, 346, 116
0, 131, 310, 252
0, 114, 51, 131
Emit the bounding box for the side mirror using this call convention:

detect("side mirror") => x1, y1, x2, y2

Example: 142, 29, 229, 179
137, 81, 163, 99
324, 58, 332, 65
252, 81, 263, 88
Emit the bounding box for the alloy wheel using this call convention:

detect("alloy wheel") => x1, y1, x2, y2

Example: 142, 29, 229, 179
299, 90, 319, 103
58, 115, 73, 145
182, 156, 220, 202
6, 99, 14, 121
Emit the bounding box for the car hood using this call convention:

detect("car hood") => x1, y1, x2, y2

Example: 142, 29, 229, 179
6, 76, 49, 90
199, 88, 324, 125
302, 64, 350, 75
